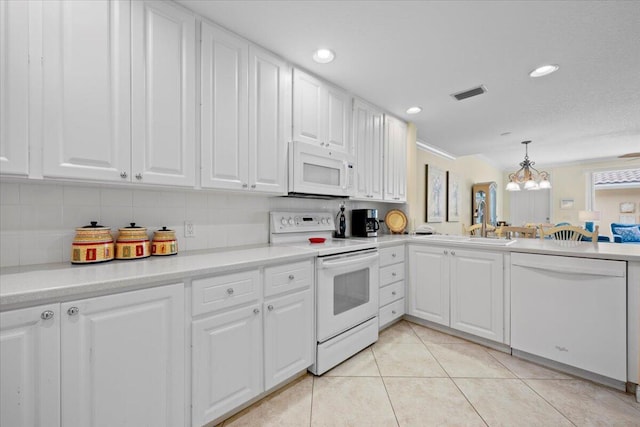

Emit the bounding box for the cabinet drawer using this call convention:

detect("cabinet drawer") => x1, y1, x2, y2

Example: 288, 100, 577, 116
264, 259, 313, 297
379, 298, 405, 329
192, 270, 260, 316
379, 245, 405, 266
379, 281, 404, 307
380, 263, 404, 287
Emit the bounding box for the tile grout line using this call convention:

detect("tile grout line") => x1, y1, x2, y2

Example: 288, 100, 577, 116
309, 375, 315, 427
370, 344, 401, 427
518, 378, 578, 426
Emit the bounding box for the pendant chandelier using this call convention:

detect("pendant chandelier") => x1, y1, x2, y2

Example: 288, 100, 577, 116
505, 141, 551, 191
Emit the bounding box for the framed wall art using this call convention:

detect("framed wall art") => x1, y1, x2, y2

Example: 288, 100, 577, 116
560, 198, 574, 210
620, 202, 635, 213
425, 164, 446, 223
446, 171, 461, 222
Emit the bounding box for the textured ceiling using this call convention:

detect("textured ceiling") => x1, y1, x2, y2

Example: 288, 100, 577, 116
177, 0, 640, 169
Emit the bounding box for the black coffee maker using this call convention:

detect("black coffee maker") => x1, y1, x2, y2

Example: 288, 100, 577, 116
351, 209, 379, 237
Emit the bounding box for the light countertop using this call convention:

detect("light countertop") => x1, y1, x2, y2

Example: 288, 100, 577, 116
0, 244, 317, 311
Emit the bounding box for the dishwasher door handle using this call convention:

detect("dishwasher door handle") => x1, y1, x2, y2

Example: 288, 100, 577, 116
512, 261, 625, 278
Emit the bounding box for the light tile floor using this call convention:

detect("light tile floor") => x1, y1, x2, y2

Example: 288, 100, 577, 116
221, 320, 640, 426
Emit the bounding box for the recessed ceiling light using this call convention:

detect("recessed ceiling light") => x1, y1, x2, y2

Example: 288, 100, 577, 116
313, 48, 335, 64
406, 106, 422, 114
529, 64, 559, 77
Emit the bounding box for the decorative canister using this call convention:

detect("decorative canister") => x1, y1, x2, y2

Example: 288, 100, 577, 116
152, 226, 178, 256
115, 223, 150, 260
71, 222, 114, 264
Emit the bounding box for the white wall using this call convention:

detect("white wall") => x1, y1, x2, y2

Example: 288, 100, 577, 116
413, 150, 504, 235
0, 181, 404, 267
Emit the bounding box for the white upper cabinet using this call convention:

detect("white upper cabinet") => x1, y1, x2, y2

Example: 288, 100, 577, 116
248, 45, 289, 193
131, 0, 196, 187
201, 24, 288, 194
201, 21, 248, 190
384, 115, 408, 202
41, 0, 131, 182
0, 0, 30, 176
293, 69, 351, 153
352, 98, 383, 200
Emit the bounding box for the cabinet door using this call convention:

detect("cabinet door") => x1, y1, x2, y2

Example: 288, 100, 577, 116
42, 0, 130, 182
61, 284, 184, 427
248, 45, 289, 194
408, 245, 449, 326
192, 304, 263, 427
370, 111, 385, 200
325, 84, 351, 153
201, 21, 248, 190
292, 69, 323, 146
264, 289, 313, 390
450, 249, 504, 342
352, 100, 370, 198
1, 304, 60, 427
384, 116, 407, 201
0, 0, 30, 176
131, 0, 195, 187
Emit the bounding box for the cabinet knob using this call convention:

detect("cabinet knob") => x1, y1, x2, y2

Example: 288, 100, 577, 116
391, 291, 397, 296
120, 171, 128, 179
267, 304, 274, 311
392, 253, 396, 258
41, 310, 54, 320
392, 310, 397, 315
227, 288, 234, 295
392, 272, 397, 277
451, 251, 456, 256
135, 173, 143, 180
251, 184, 256, 189
288, 274, 295, 280
253, 308, 260, 314
444, 250, 448, 255
67, 307, 79, 316
242, 183, 248, 188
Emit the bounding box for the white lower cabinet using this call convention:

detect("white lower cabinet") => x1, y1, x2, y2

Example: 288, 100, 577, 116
264, 289, 313, 389
1, 284, 184, 427
1, 304, 60, 427
191, 260, 314, 426
378, 245, 405, 329
61, 284, 185, 427
408, 244, 504, 343
192, 303, 263, 426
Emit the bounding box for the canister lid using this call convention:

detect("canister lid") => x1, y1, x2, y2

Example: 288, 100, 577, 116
78, 221, 110, 230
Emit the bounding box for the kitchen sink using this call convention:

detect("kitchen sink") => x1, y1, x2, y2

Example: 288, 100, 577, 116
414, 234, 517, 246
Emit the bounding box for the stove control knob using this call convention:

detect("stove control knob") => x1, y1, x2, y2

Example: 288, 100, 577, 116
281, 217, 288, 226
321, 218, 327, 224
288, 217, 294, 225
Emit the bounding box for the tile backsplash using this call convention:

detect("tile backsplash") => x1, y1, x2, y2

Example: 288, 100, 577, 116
0, 181, 397, 267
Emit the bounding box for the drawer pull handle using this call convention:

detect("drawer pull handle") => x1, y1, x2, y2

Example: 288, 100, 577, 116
253, 308, 260, 314
288, 274, 295, 280
67, 307, 79, 316
392, 253, 396, 257
392, 291, 396, 295
392, 272, 397, 277
392, 310, 397, 315
268, 305, 274, 311
41, 310, 54, 320
227, 288, 234, 295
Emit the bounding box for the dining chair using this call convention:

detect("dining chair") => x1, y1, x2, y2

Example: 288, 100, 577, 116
495, 226, 537, 239
539, 225, 599, 243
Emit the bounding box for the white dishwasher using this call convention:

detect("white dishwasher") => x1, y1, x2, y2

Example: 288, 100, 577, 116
511, 252, 626, 382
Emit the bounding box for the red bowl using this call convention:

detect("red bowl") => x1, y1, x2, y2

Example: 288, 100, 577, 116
309, 237, 326, 244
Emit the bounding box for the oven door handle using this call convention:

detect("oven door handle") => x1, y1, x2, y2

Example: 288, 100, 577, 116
319, 253, 379, 270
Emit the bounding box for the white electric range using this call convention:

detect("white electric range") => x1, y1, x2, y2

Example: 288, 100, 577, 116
269, 211, 379, 375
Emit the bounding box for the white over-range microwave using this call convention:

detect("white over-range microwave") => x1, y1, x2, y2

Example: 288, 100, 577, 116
288, 141, 355, 197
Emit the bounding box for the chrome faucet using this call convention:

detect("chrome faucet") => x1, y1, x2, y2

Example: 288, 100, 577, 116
477, 199, 487, 237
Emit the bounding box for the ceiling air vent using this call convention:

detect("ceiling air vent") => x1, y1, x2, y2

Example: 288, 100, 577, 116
451, 85, 487, 101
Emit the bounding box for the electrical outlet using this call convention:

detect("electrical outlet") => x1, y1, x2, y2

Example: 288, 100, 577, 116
184, 221, 195, 238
